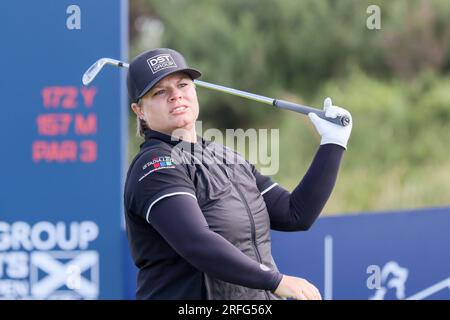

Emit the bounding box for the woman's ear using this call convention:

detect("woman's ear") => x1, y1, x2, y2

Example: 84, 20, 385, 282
131, 103, 145, 120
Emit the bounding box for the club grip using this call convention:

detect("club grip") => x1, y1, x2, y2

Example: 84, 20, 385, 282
274, 99, 350, 127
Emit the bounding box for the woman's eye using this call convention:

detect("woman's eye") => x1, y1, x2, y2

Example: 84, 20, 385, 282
154, 90, 165, 96
179, 83, 188, 88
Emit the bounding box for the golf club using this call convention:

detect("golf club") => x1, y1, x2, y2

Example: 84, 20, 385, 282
82, 58, 351, 127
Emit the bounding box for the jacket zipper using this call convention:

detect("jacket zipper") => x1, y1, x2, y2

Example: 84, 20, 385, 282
233, 182, 271, 300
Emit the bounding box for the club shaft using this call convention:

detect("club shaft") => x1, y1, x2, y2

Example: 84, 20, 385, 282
194, 80, 349, 126
114, 61, 129, 68
194, 80, 274, 105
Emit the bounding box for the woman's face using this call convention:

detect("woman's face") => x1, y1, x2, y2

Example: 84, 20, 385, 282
135, 72, 199, 135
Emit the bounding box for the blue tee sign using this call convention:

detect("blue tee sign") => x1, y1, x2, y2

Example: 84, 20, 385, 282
272, 207, 450, 300
0, 0, 128, 299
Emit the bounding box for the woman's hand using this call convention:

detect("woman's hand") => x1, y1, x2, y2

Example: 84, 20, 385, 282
308, 97, 353, 150
274, 275, 322, 300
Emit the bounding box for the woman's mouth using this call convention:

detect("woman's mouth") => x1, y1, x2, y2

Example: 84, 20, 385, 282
170, 106, 188, 115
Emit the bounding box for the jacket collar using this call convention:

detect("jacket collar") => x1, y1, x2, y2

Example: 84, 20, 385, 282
141, 128, 205, 149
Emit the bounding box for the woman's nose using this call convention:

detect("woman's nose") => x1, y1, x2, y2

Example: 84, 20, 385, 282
169, 88, 182, 102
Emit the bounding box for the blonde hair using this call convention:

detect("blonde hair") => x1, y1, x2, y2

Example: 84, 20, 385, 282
136, 99, 149, 137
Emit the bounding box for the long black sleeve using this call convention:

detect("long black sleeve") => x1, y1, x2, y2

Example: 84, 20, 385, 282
260, 144, 344, 231
150, 194, 283, 291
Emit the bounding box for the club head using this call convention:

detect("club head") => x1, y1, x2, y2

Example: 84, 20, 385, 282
82, 58, 129, 85
82, 58, 108, 85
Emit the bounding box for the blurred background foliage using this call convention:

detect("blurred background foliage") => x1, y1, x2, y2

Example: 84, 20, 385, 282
128, 0, 450, 214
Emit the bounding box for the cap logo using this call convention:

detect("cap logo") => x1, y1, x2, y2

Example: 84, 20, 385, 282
147, 54, 177, 74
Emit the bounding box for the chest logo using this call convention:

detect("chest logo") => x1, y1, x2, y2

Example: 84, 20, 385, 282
139, 156, 176, 181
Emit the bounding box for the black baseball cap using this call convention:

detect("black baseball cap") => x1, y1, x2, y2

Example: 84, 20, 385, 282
127, 48, 202, 103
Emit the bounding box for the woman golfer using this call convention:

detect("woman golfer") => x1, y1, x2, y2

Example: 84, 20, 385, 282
124, 48, 352, 300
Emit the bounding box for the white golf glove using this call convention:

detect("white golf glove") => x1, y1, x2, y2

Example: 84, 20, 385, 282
308, 97, 352, 149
